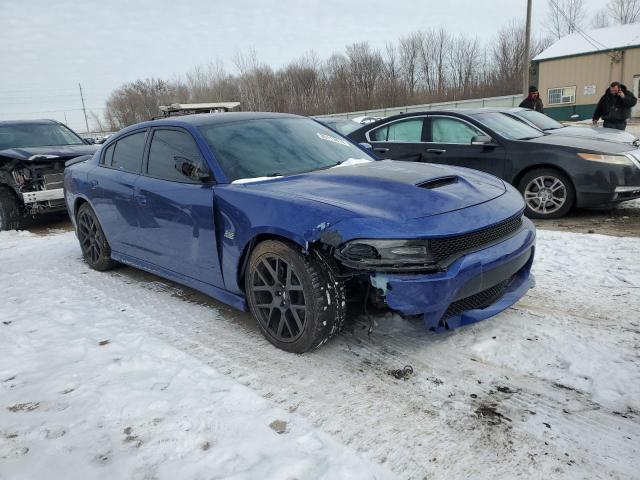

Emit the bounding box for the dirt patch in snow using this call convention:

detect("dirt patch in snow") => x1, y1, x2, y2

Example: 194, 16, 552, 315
532, 200, 640, 237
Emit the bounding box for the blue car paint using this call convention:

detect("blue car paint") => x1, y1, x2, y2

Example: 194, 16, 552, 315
64, 113, 536, 332
377, 220, 535, 329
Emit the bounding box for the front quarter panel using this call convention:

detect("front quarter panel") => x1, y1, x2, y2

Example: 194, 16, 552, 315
214, 185, 355, 294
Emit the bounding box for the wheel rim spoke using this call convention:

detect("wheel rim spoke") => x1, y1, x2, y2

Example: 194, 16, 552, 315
525, 175, 567, 214
250, 253, 307, 343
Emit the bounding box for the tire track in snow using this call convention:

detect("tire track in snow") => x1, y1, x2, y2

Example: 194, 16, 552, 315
44, 237, 640, 480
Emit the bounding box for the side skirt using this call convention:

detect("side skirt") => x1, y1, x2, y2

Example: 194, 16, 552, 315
110, 251, 248, 311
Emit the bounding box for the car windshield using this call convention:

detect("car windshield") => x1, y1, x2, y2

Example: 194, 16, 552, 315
0, 123, 85, 150
516, 110, 564, 131
199, 117, 373, 182
318, 118, 361, 135
472, 112, 545, 140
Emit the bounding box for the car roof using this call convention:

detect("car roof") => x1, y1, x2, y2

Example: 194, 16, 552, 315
0, 119, 60, 126
142, 111, 301, 128
438, 107, 526, 115
357, 108, 529, 127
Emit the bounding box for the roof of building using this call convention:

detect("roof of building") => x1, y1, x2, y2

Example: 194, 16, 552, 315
533, 23, 640, 62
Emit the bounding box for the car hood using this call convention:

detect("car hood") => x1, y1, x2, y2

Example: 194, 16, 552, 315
524, 134, 632, 154
547, 125, 638, 145
236, 160, 506, 221
0, 144, 99, 162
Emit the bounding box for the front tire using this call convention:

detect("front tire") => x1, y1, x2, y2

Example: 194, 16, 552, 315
0, 188, 23, 231
76, 203, 117, 271
245, 240, 346, 353
518, 168, 575, 219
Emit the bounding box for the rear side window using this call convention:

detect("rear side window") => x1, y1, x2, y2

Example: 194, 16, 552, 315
431, 117, 482, 144
101, 143, 114, 165
370, 118, 423, 142
147, 129, 206, 182
111, 131, 146, 173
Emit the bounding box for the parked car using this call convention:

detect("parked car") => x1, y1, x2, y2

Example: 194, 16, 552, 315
347, 110, 640, 219
0, 119, 99, 230
490, 107, 639, 146
64, 112, 535, 352
351, 115, 383, 124
313, 117, 361, 135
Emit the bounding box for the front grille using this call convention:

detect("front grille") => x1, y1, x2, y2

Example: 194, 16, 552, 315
442, 277, 512, 321
430, 214, 523, 263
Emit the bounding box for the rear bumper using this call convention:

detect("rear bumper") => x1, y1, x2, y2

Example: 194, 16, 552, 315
374, 218, 536, 330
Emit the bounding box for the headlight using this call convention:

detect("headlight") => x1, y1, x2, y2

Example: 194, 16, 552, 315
577, 153, 633, 165
337, 239, 437, 271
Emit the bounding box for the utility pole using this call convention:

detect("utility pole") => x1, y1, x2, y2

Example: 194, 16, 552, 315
523, 0, 533, 95
78, 82, 90, 133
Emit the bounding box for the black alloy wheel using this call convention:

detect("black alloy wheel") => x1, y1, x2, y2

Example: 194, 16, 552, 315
251, 254, 307, 343
76, 203, 117, 271
245, 240, 346, 353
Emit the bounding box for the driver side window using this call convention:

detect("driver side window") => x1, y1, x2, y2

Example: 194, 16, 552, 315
370, 118, 424, 142
147, 129, 209, 183
431, 117, 482, 144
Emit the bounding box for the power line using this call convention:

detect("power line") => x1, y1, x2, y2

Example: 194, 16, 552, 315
0, 98, 106, 105
548, 0, 618, 60
0, 107, 106, 116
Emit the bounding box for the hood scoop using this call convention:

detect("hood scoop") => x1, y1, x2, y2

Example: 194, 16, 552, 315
416, 176, 458, 190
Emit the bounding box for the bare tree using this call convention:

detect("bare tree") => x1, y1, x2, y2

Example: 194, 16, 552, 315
105, 78, 177, 129
102, 21, 564, 126
418, 28, 451, 98
447, 35, 480, 98
398, 32, 422, 98
545, 0, 588, 39
607, 0, 640, 24
88, 111, 108, 133
591, 9, 612, 27
345, 42, 384, 111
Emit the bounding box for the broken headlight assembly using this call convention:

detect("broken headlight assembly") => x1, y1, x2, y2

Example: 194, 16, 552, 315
335, 239, 439, 272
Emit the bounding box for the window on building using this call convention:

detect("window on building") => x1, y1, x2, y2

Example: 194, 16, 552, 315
548, 86, 576, 105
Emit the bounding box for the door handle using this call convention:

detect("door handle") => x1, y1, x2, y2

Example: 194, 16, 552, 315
374, 147, 389, 153
426, 149, 446, 154
89, 180, 98, 189
134, 194, 147, 206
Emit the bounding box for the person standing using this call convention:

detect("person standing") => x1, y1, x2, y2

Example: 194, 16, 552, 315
592, 82, 637, 131
519, 86, 544, 112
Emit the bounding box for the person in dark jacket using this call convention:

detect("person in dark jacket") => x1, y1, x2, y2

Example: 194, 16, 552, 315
592, 82, 637, 130
519, 86, 544, 112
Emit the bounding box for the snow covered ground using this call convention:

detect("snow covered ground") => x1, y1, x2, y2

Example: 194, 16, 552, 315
1, 228, 639, 479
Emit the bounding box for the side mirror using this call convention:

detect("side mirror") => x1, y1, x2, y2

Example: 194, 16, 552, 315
175, 157, 212, 182
359, 142, 373, 150
84, 137, 96, 145
471, 135, 494, 146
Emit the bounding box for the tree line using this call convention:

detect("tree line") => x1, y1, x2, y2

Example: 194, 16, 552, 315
101, 22, 548, 130
99, 0, 640, 130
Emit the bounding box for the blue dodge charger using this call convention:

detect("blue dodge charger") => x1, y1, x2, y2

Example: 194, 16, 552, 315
64, 112, 535, 352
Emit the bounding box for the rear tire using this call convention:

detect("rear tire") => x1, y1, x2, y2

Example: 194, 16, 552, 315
518, 168, 575, 219
245, 240, 346, 353
0, 188, 23, 231
76, 203, 117, 271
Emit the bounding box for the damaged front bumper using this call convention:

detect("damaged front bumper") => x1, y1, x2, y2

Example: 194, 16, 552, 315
22, 188, 64, 204
370, 218, 536, 331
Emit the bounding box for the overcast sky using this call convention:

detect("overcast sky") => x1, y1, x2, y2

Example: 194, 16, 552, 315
1, 0, 605, 132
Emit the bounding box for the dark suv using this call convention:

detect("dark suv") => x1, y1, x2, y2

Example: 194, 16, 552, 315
0, 119, 99, 230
